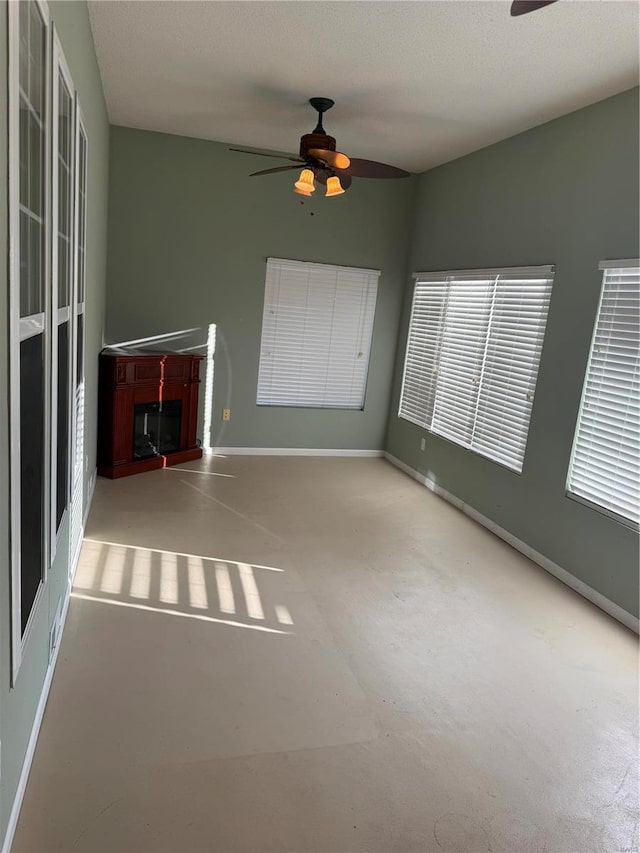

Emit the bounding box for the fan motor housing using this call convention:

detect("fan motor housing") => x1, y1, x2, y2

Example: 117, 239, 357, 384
299, 133, 336, 160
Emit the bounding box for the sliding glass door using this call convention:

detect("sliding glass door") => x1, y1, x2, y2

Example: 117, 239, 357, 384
9, 0, 89, 679
10, 0, 51, 650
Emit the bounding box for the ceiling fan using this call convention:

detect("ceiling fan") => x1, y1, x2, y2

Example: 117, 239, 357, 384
230, 97, 411, 198
510, 1, 558, 16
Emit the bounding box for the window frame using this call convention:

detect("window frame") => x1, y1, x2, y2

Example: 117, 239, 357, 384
50, 29, 76, 556
398, 265, 555, 474
8, 0, 52, 680
565, 258, 640, 531
70, 104, 88, 523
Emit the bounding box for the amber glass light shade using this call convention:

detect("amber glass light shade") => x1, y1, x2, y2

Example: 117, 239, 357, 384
325, 176, 345, 197
294, 168, 315, 195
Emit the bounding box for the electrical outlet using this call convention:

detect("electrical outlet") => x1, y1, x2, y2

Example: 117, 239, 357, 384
420, 437, 426, 451
222, 408, 231, 422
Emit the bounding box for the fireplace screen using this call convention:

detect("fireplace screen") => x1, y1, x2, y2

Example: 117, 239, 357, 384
133, 399, 182, 459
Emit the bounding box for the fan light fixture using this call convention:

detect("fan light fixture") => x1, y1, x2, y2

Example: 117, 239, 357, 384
325, 176, 345, 197
231, 97, 412, 198
294, 168, 315, 195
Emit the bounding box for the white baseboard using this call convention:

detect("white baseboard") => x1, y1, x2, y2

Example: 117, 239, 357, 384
384, 452, 639, 634
1, 471, 97, 853
1, 593, 70, 853
207, 447, 384, 458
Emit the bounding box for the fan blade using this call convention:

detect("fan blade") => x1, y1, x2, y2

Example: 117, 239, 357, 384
314, 168, 352, 190
510, 0, 558, 16
230, 148, 303, 163
338, 159, 410, 179
249, 165, 303, 177
308, 148, 351, 170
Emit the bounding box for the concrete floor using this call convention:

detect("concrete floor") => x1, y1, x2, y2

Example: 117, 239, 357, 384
13, 456, 639, 853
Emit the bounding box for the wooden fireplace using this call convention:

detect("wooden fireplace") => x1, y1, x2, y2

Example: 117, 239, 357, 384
98, 348, 204, 479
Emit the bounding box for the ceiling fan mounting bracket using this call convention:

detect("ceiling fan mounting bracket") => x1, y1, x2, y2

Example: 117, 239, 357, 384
309, 97, 335, 114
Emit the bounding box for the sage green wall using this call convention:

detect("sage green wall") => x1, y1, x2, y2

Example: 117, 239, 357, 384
0, 1, 109, 843
386, 88, 640, 620
105, 126, 416, 450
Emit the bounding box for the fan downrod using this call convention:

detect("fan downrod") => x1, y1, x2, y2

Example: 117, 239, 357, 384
309, 97, 335, 133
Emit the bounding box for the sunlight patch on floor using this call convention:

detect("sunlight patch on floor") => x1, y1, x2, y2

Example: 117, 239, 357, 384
70, 593, 292, 635
75, 539, 294, 634
130, 548, 151, 599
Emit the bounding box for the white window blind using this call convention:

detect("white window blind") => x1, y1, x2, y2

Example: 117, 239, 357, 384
567, 261, 640, 528
399, 266, 554, 472
257, 258, 379, 409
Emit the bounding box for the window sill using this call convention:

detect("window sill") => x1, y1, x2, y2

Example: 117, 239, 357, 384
565, 490, 639, 532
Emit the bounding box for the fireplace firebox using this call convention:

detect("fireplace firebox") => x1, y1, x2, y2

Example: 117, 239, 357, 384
133, 399, 183, 459
98, 349, 204, 478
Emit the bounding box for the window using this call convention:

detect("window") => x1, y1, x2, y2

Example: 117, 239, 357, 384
399, 266, 554, 472
256, 258, 379, 409
567, 261, 640, 528
52, 35, 75, 544
9, 0, 50, 656
72, 114, 88, 505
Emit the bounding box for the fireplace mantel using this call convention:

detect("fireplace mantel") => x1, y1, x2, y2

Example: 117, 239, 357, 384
97, 349, 204, 479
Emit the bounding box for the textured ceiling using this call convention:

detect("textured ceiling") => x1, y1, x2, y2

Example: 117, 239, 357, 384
88, 0, 639, 172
